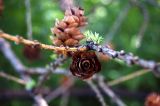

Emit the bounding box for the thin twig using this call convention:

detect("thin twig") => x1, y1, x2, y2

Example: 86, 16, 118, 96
45, 85, 66, 102
60, 0, 74, 11
97, 75, 126, 106
0, 37, 70, 77
86, 41, 160, 77
34, 94, 48, 106
25, 0, 32, 40
0, 71, 26, 85
27, 68, 70, 75
0, 38, 49, 106
36, 55, 67, 88
134, 1, 149, 48
0, 32, 87, 52
105, 3, 131, 42
108, 69, 150, 86
0, 88, 149, 101
60, 91, 70, 106
86, 80, 108, 106
0, 38, 31, 82
45, 76, 74, 102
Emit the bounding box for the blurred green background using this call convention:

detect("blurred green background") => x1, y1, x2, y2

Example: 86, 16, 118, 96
0, 0, 160, 106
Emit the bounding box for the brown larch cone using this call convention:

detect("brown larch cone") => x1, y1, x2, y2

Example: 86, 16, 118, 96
64, 38, 78, 46
23, 45, 41, 60
51, 7, 87, 47
70, 51, 101, 79
145, 93, 160, 106
53, 38, 63, 46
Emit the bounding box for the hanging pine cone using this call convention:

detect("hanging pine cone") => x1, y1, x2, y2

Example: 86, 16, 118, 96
23, 45, 41, 60
145, 93, 160, 106
51, 7, 87, 47
70, 51, 101, 79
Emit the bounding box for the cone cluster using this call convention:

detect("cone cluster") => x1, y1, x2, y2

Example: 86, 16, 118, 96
51, 7, 87, 47
145, 93, 160, 106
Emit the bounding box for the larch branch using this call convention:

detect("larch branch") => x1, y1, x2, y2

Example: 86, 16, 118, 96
1, 32, 160, 77
0, 32, 87, 52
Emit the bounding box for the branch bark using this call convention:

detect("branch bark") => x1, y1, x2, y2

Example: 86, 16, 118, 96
0, 32, 87, 52
1, 32, 160, 77
86, 41, 160, 77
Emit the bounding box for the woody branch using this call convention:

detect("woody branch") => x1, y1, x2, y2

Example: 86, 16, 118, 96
0, 32, 87, 52
86, 41, 160, 77
0, 32, 160, 77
